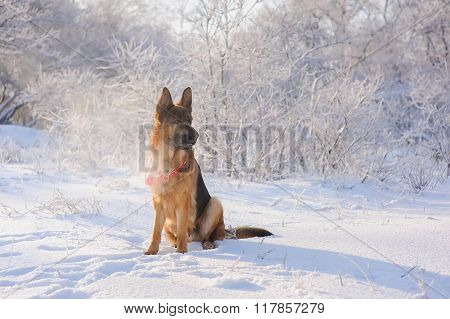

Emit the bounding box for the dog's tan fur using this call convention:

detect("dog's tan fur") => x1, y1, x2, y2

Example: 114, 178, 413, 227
145, 87, 270, 255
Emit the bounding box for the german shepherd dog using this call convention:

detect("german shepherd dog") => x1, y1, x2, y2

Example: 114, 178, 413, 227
145, 87, 272, 254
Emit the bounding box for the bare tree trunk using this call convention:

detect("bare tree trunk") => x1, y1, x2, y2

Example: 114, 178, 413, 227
0, 90, 25, 125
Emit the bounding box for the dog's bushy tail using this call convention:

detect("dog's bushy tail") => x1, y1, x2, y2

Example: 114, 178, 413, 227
225, 226, 273, 239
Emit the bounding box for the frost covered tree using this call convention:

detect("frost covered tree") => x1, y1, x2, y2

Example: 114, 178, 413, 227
0, 0, 54, 124
2, 0, 447, 190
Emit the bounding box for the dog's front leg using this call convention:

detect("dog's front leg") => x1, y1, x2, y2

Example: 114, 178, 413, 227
175, 199, 189, 253
145, 202, 165, 255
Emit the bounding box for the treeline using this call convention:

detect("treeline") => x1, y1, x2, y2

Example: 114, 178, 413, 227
1, 0, 448, 191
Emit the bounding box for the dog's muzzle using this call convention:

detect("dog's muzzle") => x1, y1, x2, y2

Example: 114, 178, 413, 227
173, 124, 199, 150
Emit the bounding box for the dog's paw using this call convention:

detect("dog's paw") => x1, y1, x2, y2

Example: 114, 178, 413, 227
202, 241, 216, 250
176, 246, 188, 254
145, 244, 159, 255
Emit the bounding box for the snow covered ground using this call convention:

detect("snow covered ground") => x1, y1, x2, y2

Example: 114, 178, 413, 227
0, 126, 449, 299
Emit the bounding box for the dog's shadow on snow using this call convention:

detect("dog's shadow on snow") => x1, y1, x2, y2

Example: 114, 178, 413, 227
179, 238, 450, 298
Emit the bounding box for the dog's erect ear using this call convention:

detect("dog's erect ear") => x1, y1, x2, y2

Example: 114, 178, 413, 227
180, 87, 192, 114
157, 87, 173, 112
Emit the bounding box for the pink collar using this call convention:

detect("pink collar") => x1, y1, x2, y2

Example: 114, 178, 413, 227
145, 161, 187, 186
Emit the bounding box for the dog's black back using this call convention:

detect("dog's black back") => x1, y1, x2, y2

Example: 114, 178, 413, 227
195, 160, 211, 218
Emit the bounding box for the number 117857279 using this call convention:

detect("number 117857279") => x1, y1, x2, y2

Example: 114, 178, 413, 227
254, 302, 325, 314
